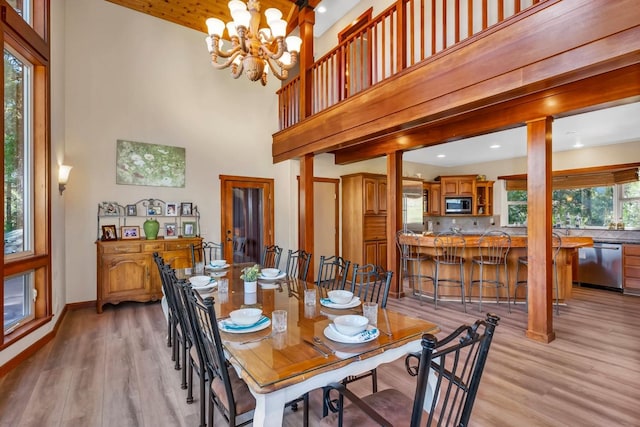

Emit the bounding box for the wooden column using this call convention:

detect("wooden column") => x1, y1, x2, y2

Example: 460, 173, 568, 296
299, 154, 314, 280
386, 152, 403, 298
297, 6, 315, 120
525, 117, 555, 343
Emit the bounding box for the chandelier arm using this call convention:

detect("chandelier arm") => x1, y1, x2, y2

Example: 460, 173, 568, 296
264, 56, 288, 81
258, 39, 285, 61
230, 58, 244, 79
210, 51, 244, 70
212, 43, 243, 59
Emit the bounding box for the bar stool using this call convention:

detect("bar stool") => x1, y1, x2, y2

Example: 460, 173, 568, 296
513, 232, 562, 314
469, 230, 511, 313
432, 232, 467, 312
396, 230, 433, 305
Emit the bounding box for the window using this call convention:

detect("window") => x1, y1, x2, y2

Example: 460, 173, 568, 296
6, 0, 31, 24
4, 272, 34, 333
505, 184, 639, 229
507, 190, 527, 226
4, 47, 33, 258
2, 2, 50, 348
620, 181, 640, 229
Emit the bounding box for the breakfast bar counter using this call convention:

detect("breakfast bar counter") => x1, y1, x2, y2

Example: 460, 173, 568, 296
398, 233, 594, 303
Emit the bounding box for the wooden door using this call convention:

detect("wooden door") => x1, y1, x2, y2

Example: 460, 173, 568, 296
220, 175, 274, 265
312, 179, 339, 281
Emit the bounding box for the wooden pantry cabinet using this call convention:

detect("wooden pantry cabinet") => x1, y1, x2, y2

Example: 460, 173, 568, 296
342, 173, 387, 269
96, 237, 202, 313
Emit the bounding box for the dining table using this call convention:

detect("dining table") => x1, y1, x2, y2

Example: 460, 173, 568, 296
184, 264, 441, 426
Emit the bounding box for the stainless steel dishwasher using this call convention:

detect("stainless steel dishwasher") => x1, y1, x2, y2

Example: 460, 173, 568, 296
577, 243, 623, 289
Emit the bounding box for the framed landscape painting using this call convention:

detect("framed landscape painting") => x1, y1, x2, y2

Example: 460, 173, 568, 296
116, 140, 185, 188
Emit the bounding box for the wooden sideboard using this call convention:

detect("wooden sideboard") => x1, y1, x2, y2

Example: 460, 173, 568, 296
96, 237, 202, 313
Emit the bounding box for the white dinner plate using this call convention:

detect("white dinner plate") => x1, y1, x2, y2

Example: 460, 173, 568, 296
320, 296, 361, 309
259, 282, 280, 289
218, 316, 271, 334
324, 324, 380, 344
209, 271, 227, 278
257, 271, 286, 281
206, 263, 230, 271
193, 282, 217, 292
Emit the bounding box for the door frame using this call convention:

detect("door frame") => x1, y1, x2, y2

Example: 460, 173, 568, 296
220, 175, 275, 263
297, 176, 340, 261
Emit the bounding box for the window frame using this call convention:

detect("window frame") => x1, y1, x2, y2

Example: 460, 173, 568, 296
1, 0, 51, 349
504, 183, 639, 230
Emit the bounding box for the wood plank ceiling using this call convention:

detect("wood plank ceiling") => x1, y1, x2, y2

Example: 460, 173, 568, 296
105, 0, 300, 34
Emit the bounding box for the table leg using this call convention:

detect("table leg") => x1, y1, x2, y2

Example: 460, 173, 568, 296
252, 390, 286, 427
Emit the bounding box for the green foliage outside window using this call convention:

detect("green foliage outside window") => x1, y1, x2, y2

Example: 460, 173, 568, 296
505, 183, 640, 229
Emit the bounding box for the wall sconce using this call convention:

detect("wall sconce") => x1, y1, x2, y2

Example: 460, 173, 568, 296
58, 164, 72, 195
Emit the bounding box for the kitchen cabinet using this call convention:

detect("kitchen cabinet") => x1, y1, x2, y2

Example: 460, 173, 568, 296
342, 173, 387, 269
423, 182, 441, 215
475, 181, 494, 216
623, 244, 640, 295
440, 175, 476, 196
96, 237, 202, 313
364, 176, 386, 214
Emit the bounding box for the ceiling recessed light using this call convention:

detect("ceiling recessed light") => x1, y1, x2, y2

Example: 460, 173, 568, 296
490, 144, 501, 149
437, 154, 446, 158
317, 6, 327, 13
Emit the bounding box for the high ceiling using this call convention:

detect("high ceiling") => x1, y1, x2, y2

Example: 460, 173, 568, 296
105, 0, 304, 34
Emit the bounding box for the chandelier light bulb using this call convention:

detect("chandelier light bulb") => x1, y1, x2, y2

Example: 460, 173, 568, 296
206, 18, 225, 37
226, 22, 238, 38
285, 36, 302, 53
264, 8, 282, 22
228, 0, 247, 13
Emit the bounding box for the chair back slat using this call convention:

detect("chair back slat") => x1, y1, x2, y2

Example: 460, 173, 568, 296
316, 255, 351, 291
261, 245, 283, 269
183, 287, 240, 423
191, 241, 224, 267
406, 313, 500, 427
285, 249, 312, 281
350, 264, 392, 309
478, 230, 511, 262
434, 233, 466, 264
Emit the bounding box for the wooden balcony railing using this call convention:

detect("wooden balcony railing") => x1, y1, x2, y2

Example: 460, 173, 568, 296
277, 0, 544, 131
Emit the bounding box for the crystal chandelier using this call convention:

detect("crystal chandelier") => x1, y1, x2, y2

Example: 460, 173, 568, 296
205, 0, 302, 86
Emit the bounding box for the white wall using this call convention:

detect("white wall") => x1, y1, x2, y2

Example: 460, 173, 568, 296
62, 0, 296, 303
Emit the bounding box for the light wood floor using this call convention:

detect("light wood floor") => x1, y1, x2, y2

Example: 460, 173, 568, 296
1, 286, 639, 426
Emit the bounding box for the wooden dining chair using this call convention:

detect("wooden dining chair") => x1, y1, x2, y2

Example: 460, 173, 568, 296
285, 249, 312, 280
261, 244, 283, 269
320, 313, 500, 427
316, 255, 351, 291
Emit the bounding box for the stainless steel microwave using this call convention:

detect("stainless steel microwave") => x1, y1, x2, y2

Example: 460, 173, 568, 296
445, 197, 473, 214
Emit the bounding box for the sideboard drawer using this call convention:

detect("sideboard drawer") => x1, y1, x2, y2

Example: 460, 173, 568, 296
102, 243, 142, 254
142, 242, 165, 252
166, 241, 194, 251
